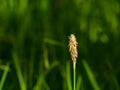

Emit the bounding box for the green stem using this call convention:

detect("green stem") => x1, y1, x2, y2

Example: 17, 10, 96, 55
0, 63, 9, 90
73, 63, 76, 90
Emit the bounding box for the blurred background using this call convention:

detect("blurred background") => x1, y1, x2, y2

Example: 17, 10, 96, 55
0, 0, 120, 90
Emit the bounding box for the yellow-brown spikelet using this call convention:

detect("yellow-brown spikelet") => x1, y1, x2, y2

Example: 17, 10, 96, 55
69, 34, 78, 67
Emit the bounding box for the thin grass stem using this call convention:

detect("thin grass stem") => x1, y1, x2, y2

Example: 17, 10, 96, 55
73, 63, 76, 90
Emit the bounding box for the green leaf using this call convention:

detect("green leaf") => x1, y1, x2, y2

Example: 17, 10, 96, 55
82, 60, 100, 90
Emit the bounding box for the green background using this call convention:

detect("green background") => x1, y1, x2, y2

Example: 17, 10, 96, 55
0, 0, 120, 90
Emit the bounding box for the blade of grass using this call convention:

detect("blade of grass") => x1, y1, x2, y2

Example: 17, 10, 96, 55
33, 73, 45, 90
13, 52, 26, 90
76, 75, 82, 90
33, 61, 59, 90
82, 60, 100, 90
27, 47, 35, 89
43, 79, 50, 90
107, 60, 120, 90
66, 61, 72, 90
0, 63, 9, 90
44, 38, 64, 47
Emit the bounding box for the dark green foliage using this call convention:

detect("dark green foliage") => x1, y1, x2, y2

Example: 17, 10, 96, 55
0, 0, 120, 90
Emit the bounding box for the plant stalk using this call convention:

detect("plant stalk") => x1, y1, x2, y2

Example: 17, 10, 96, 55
73, 63, 76, 90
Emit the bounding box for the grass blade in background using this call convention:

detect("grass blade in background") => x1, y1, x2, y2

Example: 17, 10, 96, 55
13, 52, 26, 90
44, 38, 64, 47
33, 73, 45, 90
66, 61, 72, 90
0, 63, 9, 90
33, 61, 59, 90
43, 79, 50, 90
107, 60, 120, 90
82, 60, 100, 90
76, 75, 82, 90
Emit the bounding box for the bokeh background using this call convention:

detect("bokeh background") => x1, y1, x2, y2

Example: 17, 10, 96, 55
0, 0, 120, 90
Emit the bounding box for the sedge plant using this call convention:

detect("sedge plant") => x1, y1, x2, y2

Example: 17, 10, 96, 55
69, 34, 78, 90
